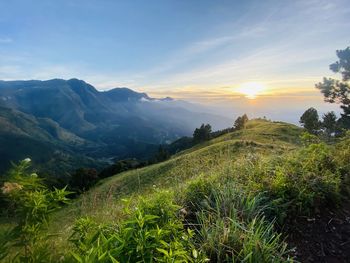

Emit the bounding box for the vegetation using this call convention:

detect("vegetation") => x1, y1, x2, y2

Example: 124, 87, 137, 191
316, 46, 350, 129
299, 107, 320, 134
193, 124, 212, 143
153, 145, 170, 163
98, 159, 147, 180
1, 118, 349, 262
233, 114, 249, 130
0, 159, 70, 262
322, 111, 338, 138
69, 168, 99, 194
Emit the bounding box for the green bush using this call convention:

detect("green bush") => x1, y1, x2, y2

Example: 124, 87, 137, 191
269, 142, 341, 218
182, 177, 214, 212
0, 159, 71, 262
333, 131, 350, 195
68, 192, 206, 262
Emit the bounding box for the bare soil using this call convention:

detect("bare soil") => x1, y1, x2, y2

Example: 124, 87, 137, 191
286, 200, 350, 263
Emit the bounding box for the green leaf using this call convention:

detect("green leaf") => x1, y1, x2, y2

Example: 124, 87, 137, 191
156, 248, 169, 257
70, 251, 83, 263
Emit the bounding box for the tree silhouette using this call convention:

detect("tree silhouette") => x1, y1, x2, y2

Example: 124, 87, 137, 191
155, 145, 170, 162
193, 124, 212, 143
300, 108, 320, 134
322, 111, 337, 137
234, 114, 249, 130
316, 47, 350, 129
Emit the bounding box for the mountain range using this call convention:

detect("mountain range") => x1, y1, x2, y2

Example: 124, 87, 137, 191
0, 78, 231, 176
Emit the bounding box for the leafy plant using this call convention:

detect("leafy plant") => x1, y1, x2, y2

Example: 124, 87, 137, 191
0, 159, 71, 262
68, 192, 206, 262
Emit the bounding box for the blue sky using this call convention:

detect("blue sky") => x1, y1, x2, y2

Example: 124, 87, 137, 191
0, 0, 349, 119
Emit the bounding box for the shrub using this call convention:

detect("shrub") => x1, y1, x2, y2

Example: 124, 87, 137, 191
333, 131, 350, 195
70, 168, 99, 193
68, 192, 206, 262
182, 177, 214, 212
269, 142, 341, 217
0, 159, 71, 262
221, 141, 342, 223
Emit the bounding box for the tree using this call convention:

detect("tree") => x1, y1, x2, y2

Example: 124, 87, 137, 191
322, 111, 337, 137
193, 124, 212, 143
70, 168, 99, 193
300, 108, 320, 134
234, 114, 249, 130
154, 145, 170, 162
316, 47, 350, 129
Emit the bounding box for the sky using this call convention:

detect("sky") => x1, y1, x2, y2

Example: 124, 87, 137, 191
0, 0, 349, 122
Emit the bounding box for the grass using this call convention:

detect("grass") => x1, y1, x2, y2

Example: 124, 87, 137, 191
50, 120, 300, 223
3, 119, 348, 262
44, 120, 302, 256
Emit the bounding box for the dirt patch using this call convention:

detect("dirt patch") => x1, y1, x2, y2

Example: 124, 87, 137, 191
286, 201, 350, 263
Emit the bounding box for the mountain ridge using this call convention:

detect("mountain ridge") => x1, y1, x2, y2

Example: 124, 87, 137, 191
0, 78, 232, 176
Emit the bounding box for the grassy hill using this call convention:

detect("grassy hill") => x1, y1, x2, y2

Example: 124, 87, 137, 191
47, 120, 302, 254
2, 119, 349, 262
57, 119, 300, 215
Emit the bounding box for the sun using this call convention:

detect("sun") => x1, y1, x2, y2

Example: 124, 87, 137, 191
237, 82, 266, 99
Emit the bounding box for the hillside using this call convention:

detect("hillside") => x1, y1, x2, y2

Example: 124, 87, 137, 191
0, 79, 231, 176
50, 120, 301, 254
2, 119, 349, 262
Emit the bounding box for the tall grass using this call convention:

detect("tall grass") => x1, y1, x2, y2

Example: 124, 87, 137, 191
182, 181, 293, 262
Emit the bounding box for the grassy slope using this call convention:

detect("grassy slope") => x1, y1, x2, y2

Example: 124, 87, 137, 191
49, 119, 302, 251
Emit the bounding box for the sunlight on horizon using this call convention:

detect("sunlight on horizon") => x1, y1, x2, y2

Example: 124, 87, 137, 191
236, 82, 267, 99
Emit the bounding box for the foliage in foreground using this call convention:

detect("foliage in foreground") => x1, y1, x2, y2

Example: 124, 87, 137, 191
67, 187, 293, 263
68, 192, 206, 263
0, 159, 70, 262
183, 181, 293, 262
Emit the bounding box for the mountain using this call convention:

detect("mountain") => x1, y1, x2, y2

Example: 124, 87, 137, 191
0, 78, 232, 175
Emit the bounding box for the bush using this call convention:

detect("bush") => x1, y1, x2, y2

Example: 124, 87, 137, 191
269, 142, 341, 217
68, 191, 206, 262
182, 177, 214, 212
333, 131, 350, 195
70, 168, 99, 193
0, 159, 70, 262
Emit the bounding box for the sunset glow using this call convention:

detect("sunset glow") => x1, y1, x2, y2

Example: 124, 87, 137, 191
237, 82, 266, 99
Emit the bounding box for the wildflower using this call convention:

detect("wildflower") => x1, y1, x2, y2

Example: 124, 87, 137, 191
1, 182, 23, 194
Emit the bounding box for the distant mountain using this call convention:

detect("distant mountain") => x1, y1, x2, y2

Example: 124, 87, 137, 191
0, 78, 232, 176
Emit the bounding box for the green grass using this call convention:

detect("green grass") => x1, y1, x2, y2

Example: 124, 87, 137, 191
44, 120, 302, 254
53, 120, 300, 218
3, 119, 348, 262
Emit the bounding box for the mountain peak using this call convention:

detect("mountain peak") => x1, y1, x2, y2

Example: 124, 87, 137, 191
66, 78, 98, 94
104, 87, 151, 102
